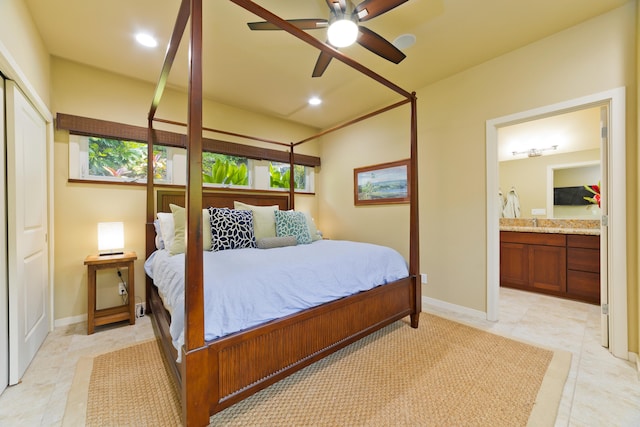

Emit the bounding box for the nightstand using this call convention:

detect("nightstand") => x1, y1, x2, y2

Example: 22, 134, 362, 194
84, 252, 137, 334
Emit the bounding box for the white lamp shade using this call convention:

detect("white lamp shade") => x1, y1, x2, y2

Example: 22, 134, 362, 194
98, 222, 124, 253
327, 19, 358, 48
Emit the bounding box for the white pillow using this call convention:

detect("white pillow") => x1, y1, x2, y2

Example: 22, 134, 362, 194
234, 201, 279, 240
156, 212, 175, 251
157, 209, 213, 253
153, 220, 164, 249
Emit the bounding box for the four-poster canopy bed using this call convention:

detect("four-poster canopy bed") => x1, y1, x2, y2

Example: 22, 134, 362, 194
144, 1, 420, 425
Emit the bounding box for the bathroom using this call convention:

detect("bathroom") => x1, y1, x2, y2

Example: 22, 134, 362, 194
498, 105, 602, 305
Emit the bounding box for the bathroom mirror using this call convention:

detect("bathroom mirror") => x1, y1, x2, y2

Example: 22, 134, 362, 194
498, 106, 602, 219
547, 161, 600, 219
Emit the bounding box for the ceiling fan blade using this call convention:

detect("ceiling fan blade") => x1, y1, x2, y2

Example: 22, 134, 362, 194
248, 18, 327, 31
312, 51, 333, 78
357, 26, 406, 63
355, 0, 409, 22
326, 0, 347, 13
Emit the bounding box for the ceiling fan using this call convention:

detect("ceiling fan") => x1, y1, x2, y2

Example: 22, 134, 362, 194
247, 0, 409, 77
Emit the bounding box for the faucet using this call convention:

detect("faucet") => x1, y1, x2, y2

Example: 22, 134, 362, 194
532, 218, 537, 227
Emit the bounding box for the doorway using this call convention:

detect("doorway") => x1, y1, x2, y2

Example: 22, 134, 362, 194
485, 88, 627, 359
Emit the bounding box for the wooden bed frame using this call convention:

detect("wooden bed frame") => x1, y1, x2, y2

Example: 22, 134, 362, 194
145, 1, 420, 425
149, 189, 418, 422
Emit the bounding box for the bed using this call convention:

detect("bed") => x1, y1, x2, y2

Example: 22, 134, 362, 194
144, 1, 420, 426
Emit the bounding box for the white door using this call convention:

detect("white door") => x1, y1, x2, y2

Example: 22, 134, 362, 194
6, 80, 49, 384
599, 105, 609, 348
0, 75, 7, 394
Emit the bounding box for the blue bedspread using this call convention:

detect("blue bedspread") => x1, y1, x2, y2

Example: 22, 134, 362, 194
145, 239, 409, 358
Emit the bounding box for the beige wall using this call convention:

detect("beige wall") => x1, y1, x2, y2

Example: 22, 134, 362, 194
319, 2, 638, 350
0, 0, 50, 107
51, 58, 319, 322
317, 105, 412, 259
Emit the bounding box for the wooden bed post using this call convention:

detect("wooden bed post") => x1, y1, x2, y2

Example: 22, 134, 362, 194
289, 143, 295, 210
409, 93, 421, 328
182, 0, 209, 425
145, 119, 156, 314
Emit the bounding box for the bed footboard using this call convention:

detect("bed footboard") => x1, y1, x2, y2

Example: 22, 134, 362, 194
207, 276, 415, 413
150, 274, 418, 424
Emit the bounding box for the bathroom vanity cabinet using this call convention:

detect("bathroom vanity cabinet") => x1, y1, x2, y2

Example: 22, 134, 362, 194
500, 231, 600, 304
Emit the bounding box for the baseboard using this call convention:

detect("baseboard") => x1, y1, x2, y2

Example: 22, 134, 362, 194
54, 314, 87, 328
630, 352, 639, 376
422, 296, 488, 320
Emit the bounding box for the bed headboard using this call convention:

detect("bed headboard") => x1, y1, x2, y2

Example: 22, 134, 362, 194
156, 189, 290, 213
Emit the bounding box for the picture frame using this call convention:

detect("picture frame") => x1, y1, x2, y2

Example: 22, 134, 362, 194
354, 159, 411, 206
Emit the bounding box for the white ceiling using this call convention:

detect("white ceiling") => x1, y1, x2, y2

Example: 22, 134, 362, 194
25, 0, 628, 129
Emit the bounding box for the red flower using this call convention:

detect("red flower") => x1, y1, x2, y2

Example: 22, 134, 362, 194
584, 183, 601, 207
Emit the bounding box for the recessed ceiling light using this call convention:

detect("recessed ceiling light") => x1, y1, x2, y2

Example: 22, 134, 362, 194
308, 96, 322, 106
393, 34, 416, 50
135, 33, 158, 48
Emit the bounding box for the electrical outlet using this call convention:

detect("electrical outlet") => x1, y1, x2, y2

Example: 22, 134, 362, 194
420, 273, 428, 284
135, 303, 145, 318
118, 282, 127, 295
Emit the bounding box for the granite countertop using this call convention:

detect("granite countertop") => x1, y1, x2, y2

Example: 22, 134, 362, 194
499, 218, 600, 236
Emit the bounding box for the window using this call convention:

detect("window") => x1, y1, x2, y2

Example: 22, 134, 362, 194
202, 153, 249, 186
70, 135, 168, 183
269, 162, 308, 191
70, 135, 314, 192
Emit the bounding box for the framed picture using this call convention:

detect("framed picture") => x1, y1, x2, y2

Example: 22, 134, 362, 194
354, 159, 410, 206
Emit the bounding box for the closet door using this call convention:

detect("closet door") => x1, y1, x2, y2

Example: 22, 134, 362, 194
6, 80, 49, 384
0, 76, 7, 395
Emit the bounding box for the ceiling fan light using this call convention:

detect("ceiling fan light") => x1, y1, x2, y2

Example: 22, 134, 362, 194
327, 18, 358, 47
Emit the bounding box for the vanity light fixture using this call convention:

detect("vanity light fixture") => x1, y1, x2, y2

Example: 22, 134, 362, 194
512, 145, 558, 158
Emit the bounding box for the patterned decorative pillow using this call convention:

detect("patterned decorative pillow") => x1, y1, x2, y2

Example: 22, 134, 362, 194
209, 207, 256, 251
274, 210, 312, 245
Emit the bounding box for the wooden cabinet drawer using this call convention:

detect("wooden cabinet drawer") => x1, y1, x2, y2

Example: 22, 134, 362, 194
500, 231, 566, 247
567, 247, 600, 273
567, 270, 600, 304
567, 234, 599, 249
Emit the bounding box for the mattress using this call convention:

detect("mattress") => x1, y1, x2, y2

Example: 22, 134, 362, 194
145, 239, 409, 356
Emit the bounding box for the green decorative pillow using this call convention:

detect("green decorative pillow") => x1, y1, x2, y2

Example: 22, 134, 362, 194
168, 204, 213, 255
234, 201, 279, 240
274, 210, 312, 245
169, 204, 185, 255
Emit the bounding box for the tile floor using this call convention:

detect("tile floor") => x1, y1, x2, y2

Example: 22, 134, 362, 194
0, 288, 639, 426
425, 288, 640, 427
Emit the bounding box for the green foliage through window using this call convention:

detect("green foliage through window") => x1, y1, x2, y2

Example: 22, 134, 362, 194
88, 137, 167, 181
202, 153, 249, 186
269, 162, 306, 190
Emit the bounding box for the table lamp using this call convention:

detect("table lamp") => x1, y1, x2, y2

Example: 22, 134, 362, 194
98, 222, 124, 256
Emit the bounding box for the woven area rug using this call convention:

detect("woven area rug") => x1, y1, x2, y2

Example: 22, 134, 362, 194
63, 313, 571, 427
